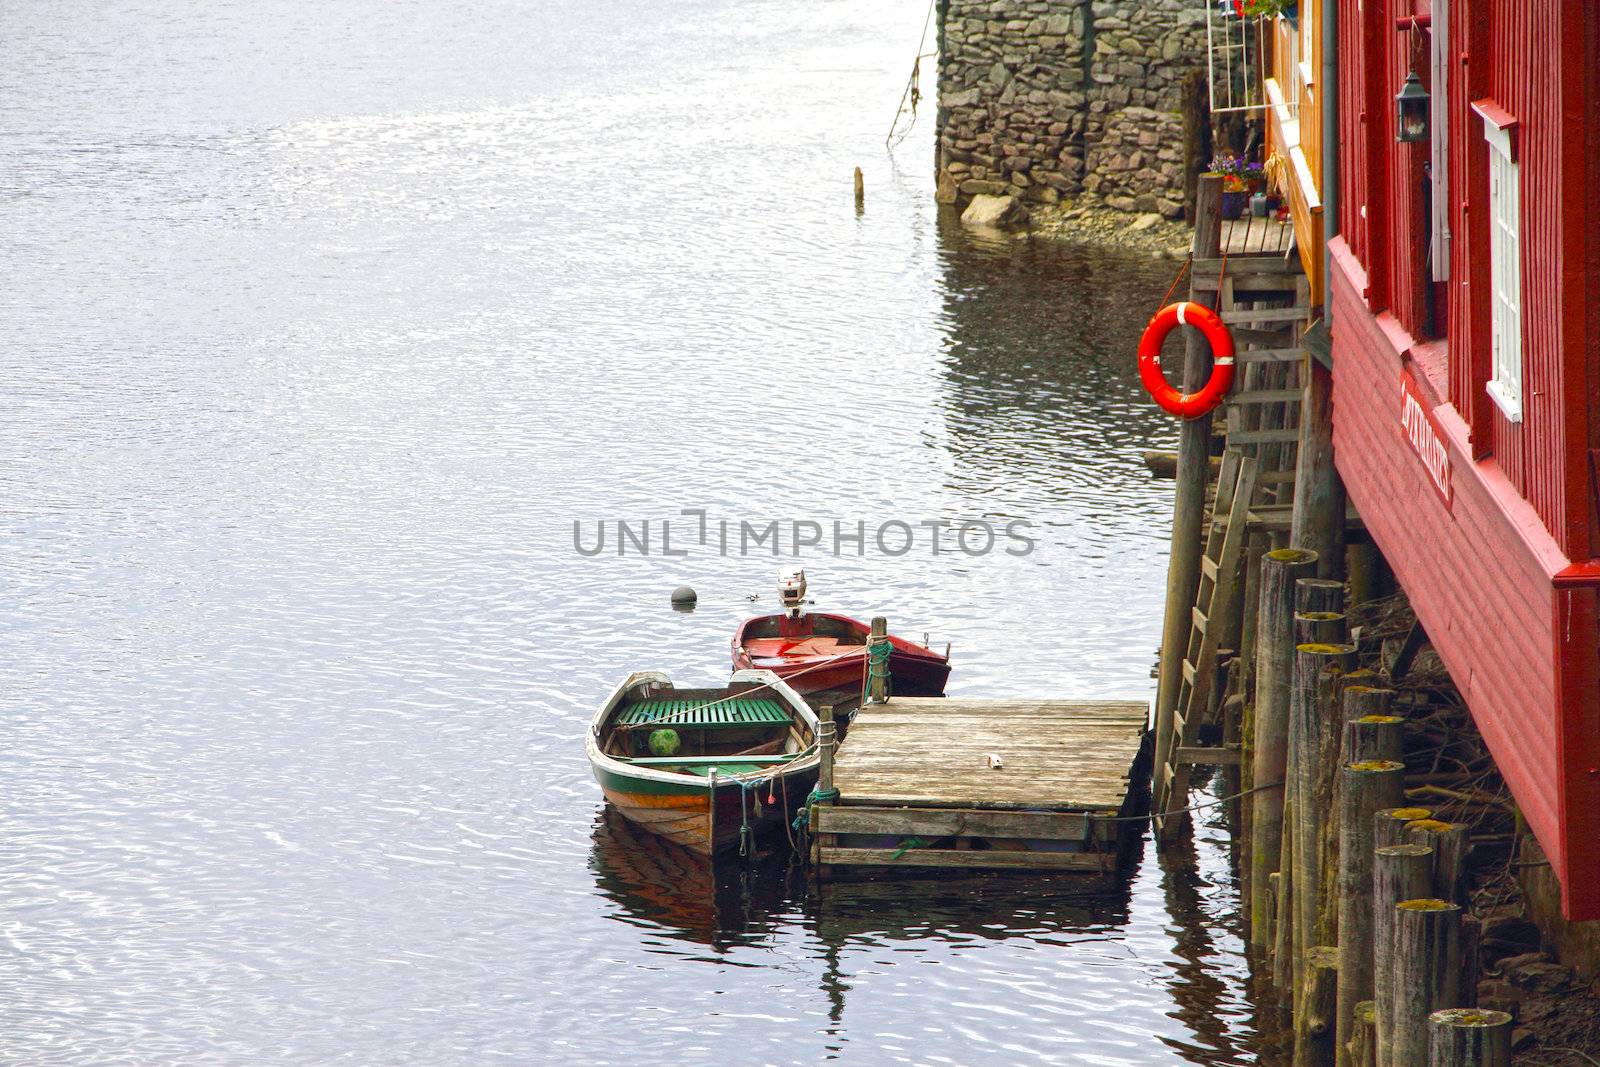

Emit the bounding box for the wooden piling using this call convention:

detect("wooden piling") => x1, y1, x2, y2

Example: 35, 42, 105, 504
1405, 820, 1469, 905
1350, 1001, 1377, 1067
1275, 809, 1295, 995
1290, 348, 1347, 583
1290, 642, 1354, 991
1373, 844, 1434, 1067
1335, 760, 1407, 1067
1154, 173, 1223, 801
1427, 1009, 1512, 1067
1251, 547, 1320, 954
1302, 944, 1341, 1065
1296, 577, 1346, 615
1296, 611, 1348, 645
867, 617, 889, 704
1392, 900, 1462, 1067
817, 705, 836, 796
1374, 807, 1434, 849
1343, 711, 1402, 765
854, 167, 865, 212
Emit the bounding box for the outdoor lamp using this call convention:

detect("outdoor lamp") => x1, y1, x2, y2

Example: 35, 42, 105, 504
1396, 70, 1430, 142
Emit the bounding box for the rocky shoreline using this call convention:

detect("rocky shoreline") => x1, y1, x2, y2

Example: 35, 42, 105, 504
951, 194, 1193, 257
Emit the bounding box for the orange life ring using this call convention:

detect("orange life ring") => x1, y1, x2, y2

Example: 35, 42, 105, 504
1137, 301, 1236, 419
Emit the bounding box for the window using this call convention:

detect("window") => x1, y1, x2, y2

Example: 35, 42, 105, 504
1484, 120, 1522, 422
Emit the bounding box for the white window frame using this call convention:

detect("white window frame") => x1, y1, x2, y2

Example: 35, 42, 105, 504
1483, 118, 1523, 423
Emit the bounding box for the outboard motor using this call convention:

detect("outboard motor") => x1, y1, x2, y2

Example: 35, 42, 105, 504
778, 567, 807, 619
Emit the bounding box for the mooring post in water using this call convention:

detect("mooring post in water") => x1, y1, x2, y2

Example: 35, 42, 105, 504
867, 617, 889, 704
1290, 642, 1354, 1005
1428, 1009, 1512, 1067
1372, 844, 1434, 1067
1302, 945, 1341, 1066
817, 704, 836, 797
1250, 547, 1319, 954
854, 167, 865, 213
1275, 804, 1295, 996
1391, 900, 1462, 1067
1154, 173, 1223, 809
1335, 761, 1406, 1067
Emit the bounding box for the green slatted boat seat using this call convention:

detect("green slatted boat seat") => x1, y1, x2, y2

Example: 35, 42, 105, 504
616, 696, 794, 731
624, 753, 799, 766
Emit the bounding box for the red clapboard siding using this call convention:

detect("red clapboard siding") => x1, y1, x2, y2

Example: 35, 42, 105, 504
1328, 252, 1600, 917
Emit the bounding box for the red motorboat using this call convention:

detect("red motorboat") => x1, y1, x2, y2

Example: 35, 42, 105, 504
730, 570, 951, 698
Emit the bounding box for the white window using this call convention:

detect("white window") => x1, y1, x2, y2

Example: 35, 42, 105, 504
1485, 121, 1522, 423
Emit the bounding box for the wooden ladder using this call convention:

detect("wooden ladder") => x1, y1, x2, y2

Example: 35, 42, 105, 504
1154, 447, 1258, 837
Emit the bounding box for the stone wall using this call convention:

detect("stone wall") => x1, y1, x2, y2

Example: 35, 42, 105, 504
937, 0, 1206, 218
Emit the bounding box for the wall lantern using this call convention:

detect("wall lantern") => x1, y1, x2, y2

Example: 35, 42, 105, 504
1396, 70, 1430, 143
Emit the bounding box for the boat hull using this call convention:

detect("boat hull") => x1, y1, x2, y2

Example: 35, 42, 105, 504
592, 760, 819, 856
731, 613, 950, 697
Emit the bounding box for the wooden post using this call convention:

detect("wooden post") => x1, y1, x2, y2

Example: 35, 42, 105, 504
1392, 901, 1462, 1067
1336, 761, 1407, 1067
707, 768, 718, 856
817, 705, 837, 797
1251, 547, 1320, 954
854, 167, 865, 212
1374, 807, 1435, 850
1373, 844, 1434, 1067
1427, 1009, 1512, 1067
1296, 611, 1348, 645
1297, 577, 1346, 615
1406, 820, 1469, 905
1240, 530, 1270, 703
1291, 348, 1347, 583
1154, 173, 1224, 802
1342, 684, 1400, 763
1275, 806, 1295, 995
868, 617, 889, 704
1302, 944, 1341, 1065
1291, 642, 1355, 1001
1347, 540, 1380, 607
1350, 1001, 1377, 1067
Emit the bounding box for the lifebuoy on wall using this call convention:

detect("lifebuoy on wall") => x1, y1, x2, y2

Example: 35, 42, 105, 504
1137, 301, 1236, 419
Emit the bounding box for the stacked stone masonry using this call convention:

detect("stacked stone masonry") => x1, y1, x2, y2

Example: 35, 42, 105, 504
937, 0, 1206, 218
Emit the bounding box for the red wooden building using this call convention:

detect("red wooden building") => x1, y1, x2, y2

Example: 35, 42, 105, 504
1329, 0, 1600, 917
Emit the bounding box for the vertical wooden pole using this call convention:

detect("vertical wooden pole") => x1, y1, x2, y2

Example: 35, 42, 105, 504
1291, 351, 1347, 583
1347, 540, 1380, 607
1373, 844, 1434, 1067
1297, 577, 1346, 615
1154, 173, 1224, 799
1296, 611, 1348, 645
1374, 807, 1435, 849
1303, 945, 1341, 1065
1291, 643, 1355, 987
1251, 547, 1319, 954
854, 167, 865, 213
1344, 715, 1404, 764
868, 617, 889, 704
1427, 1009, 1512, 1067
1392, 900, 1462, 1067
1350, 1001, 1377, 1067
1406, 821, 1469, 905
817, 705, 836, 796
1275, 808, 1295, 995
707, 768, 719, 855
1336, 761, 1407, 1067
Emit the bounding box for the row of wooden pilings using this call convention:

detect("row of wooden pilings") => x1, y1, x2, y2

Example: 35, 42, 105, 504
1246, 547, 1510, 1067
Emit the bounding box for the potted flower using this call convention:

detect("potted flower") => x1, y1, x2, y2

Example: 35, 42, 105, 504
1208, 155, 1255, 220
1240, 0, 1298, 24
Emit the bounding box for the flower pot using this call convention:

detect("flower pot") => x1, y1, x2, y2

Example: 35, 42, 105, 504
1220, 191, 1248, 220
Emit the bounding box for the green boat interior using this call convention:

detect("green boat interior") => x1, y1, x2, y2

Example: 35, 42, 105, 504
601, 690, 813, 776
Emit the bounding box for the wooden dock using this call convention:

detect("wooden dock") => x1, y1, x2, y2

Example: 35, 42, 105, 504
808, 697, 1151, 879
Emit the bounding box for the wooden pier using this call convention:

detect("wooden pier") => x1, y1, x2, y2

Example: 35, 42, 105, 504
808, 697, 1150, 879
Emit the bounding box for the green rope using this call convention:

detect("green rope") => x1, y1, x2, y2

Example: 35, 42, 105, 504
889, 836, 930, 860
791, 787, 841, 837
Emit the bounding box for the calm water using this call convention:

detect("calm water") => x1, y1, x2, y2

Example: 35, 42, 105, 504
1, 2, 1268, 1063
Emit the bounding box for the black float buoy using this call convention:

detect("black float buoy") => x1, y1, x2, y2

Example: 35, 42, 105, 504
670, 585, 697, 609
